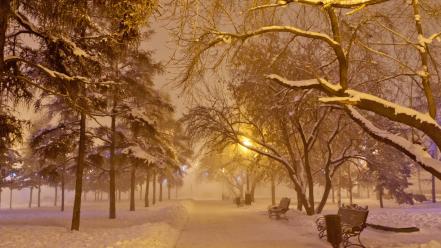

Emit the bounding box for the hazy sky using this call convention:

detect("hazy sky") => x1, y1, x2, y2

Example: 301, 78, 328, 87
13, 16, 189, 145
143, 18, 189, 118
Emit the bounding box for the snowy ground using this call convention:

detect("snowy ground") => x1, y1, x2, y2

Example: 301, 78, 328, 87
176, 199, 441, 248
0, 200, 190, 248
1, 198, 441, 248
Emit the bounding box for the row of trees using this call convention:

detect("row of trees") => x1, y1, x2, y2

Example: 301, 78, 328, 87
174, 0, 441, 214
0, 167, 179, 209
0, 0, 191, 230
183, 56, 415, 213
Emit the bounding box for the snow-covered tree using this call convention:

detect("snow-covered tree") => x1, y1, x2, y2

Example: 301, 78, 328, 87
1, 0, 160, 229
364, 141, 414, 207
174, 0, 441, 181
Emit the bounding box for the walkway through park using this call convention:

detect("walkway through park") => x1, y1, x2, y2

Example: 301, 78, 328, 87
175, 200, 328, 248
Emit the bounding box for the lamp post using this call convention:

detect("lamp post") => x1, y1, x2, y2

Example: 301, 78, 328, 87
239, 137, 253, 205
240, 138, 252, 152
221, 168, 225, 200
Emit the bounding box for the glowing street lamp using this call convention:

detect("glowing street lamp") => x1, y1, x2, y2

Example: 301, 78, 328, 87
240, 137, 253, 152
238, 137, 253, 202
243, 138, 252, 147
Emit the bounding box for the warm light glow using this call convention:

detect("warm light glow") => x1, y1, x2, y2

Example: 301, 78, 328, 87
240, 137, 253, 152
243, 138, 252, 147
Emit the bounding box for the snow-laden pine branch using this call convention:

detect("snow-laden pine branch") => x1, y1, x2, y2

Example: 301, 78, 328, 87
4, 56, 118, 88
12, 11, 98, 63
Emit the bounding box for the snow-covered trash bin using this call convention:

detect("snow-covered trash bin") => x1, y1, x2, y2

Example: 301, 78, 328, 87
325, 214, 342, 248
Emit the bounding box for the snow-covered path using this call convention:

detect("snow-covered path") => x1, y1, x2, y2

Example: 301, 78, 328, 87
1, 199, 441, 247
176, 200, 328, 248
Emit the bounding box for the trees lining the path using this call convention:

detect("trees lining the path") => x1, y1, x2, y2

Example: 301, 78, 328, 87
173, 0, 441, 180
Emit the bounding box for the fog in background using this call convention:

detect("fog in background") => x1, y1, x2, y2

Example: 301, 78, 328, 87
3, 9, 440, 210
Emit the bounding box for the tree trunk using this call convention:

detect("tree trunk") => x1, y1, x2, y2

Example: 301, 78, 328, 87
130, 165, 136, 211
432, 175, 436, 203
144, 171, 150, 207
0, 0, 10, 71
61, 164, 65, 212
250, 182, 257, 202
0, 187, 2, 208
366, 184, 371, 199
296, 187, 303, 211
348, 186, 353, 204
167, 182, 171, 200
378, 185, 384, 208
118, 190, 121, 201
71, 112, 87, 231
139, 184, 143, 201
338, 169, 342, 206
37, 181, 41, 208
239, 183, 244, 199
109, 97, 117, 219
304, 153, 315, 212
316, 175, 332, 214
331, 185, 335, 204
54, 185, 58, 207
348, 165, 353, 205
246, 169, 250, 193
9, 187, 12, 209
301, 193, 315, 215
28, 187, 33, 208
417, 166, 423, 194
357, 183, 361, 198
152, 171, 156, 205
270, 174, 276, 205
159, 179, 163, 202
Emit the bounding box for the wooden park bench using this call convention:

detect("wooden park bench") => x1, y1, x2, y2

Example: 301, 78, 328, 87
267, 197, 290, 219
316, 204, 369, 247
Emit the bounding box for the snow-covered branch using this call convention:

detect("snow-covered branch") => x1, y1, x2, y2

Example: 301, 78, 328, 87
248, 0, 391, 11
213, 25, 339, 48
5, 56, 89, 84
298, 0, 391, 8
267, 73, 441, 152
266, 74, 342, 92
12, 11, 98, 63
346, 106, 441, 179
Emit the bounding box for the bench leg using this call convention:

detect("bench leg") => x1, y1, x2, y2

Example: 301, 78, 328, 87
342, 232, 365, 248
315, 219, 326, 239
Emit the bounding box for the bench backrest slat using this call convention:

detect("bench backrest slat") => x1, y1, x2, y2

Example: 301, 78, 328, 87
337, 206, 368, 227
279, 197, 290, 210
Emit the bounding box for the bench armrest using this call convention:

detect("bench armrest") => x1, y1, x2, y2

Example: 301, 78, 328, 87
315, 216, 325, 225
